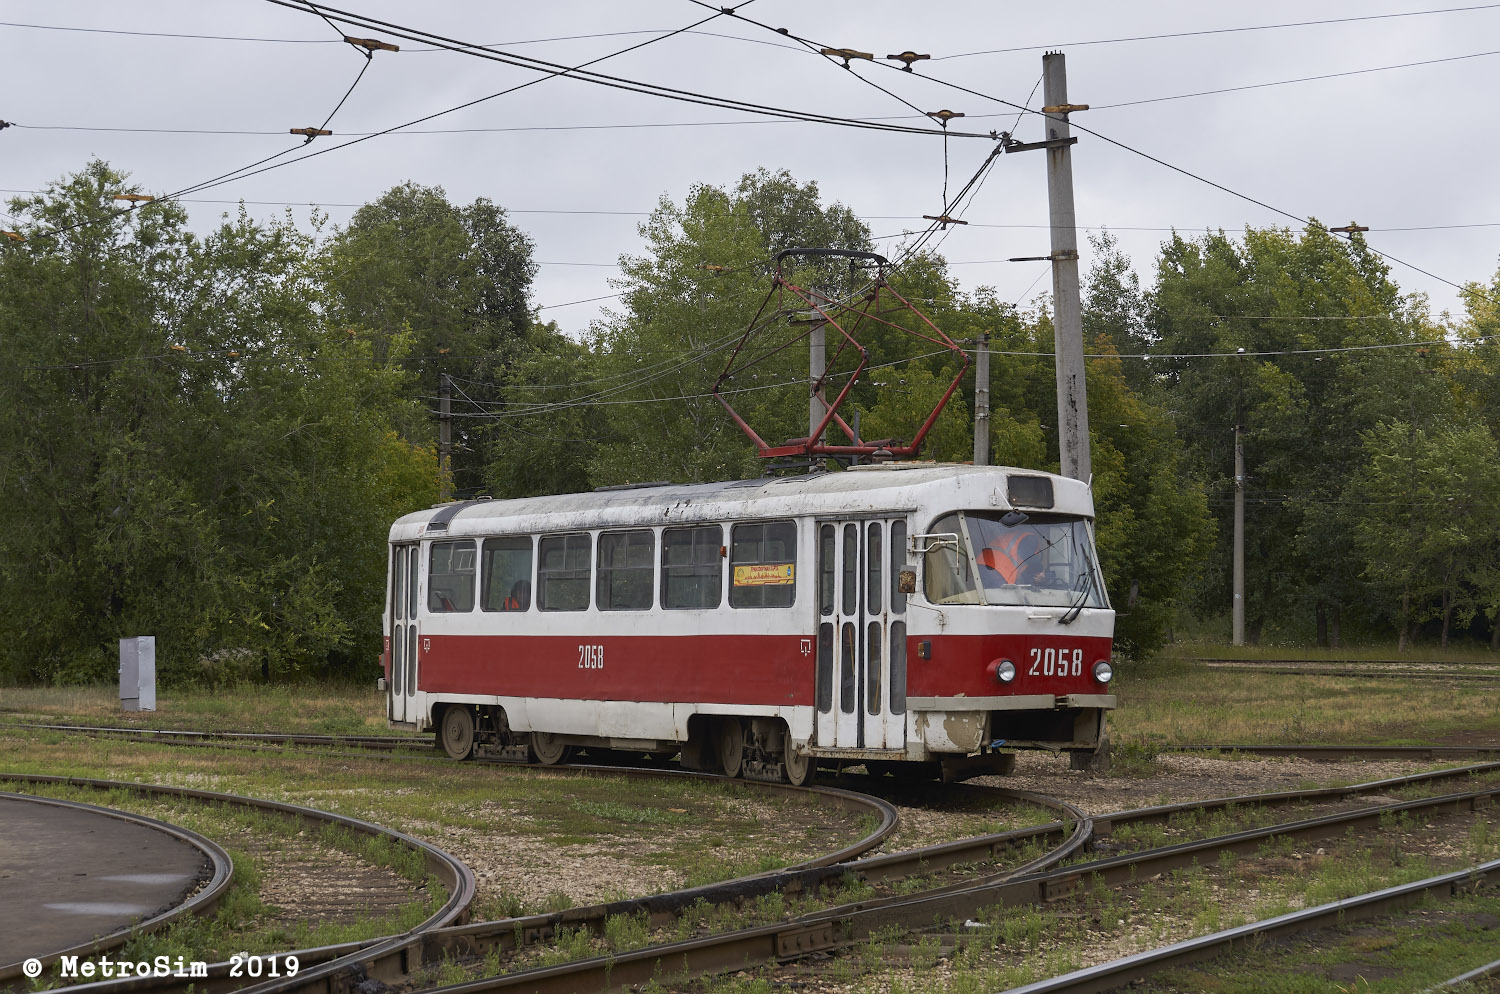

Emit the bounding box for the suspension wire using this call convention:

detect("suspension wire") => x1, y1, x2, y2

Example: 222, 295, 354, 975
11, 3, 754, 239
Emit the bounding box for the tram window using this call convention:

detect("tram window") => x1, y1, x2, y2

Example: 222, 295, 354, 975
481, 537, 533, 612
428, 541, 476, 613
923, 513, 979, 605
818, 524, 835, 617
866, 622, 882, 716
816, 622, 834, 713
538, 534, 591, 611
867, 522, 883, 615
890, 621, 907, 714
730, 520, 797, 608
393, 547, 405, 622
890, 521, 908, 614
392, 623, 403, 696
662, 525, 722, 610
839, 622, 856, 714
841, 524, 857, 615
407, 550, 419, 618
598, 530, 654, 611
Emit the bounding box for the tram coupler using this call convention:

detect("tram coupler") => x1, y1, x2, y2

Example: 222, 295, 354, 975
939, 751, 1016, 783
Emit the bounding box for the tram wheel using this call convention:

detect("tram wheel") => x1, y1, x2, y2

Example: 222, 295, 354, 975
783, 743, 812, 786
717, 717, 744, 778
439, 706, 476, 761
530, 732, 572, 766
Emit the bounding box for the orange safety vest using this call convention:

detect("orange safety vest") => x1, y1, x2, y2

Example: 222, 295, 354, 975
978, 532, 1038, 584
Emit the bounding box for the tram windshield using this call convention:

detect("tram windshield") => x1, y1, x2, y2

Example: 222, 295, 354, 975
923, 511, 1107, 609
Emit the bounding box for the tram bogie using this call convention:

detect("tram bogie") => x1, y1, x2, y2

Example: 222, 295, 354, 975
382, 464, 1115, 781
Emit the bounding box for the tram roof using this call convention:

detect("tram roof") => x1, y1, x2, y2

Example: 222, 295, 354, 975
390, 463, 1094, 541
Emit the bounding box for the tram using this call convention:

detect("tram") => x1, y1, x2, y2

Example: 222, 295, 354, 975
381, 463, 1115, 783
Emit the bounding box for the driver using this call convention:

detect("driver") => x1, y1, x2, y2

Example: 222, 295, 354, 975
978, 531, 1044, 585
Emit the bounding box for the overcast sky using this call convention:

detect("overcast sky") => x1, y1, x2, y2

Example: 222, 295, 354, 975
5, 1, 1499, 335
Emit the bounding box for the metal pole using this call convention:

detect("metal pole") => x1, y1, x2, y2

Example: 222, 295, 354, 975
1042, 51, 1091, 482
1233, 424, 1246, 646
439, 372, 452, 501
809, 318, 826, 465
973, 333, 990, 465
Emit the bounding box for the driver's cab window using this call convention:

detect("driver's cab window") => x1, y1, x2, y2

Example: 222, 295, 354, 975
922, 513, 979, 604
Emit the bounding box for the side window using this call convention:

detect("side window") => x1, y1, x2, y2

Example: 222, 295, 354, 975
890, 520, 908, 614
598, 530, 654, 611
481, 537, 533, 612
661, 525, 722, 610
407, 546, 419, 618
730, 520, 797, 609
393, 547, 405, 621
923, 513, 978, 605
818, 523, 835, 617
538, 533, 591, 611
428, 541, 476, 613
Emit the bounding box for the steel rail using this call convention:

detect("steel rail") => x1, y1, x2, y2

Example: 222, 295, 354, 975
0, 721, 428, 751
363, 777, 1500, 994
1004, 856, 1500, 994
1193, 660, 1500, 683
0, 792, 235, 982
1428, 954, 1500, 992
1172, 743, 1500, 760
0, 766, 896, 994
0, 774, 476, 994
415, 787, 1088, 983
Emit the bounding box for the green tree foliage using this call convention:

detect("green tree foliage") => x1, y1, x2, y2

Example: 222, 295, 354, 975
325, 182, 537, 495
1349, 421, 1500, 649
0, 162, 435, 685
1148, 223, 1442, 643
583, 170, 892, 485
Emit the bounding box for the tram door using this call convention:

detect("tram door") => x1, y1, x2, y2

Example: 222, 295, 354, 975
814, 519, 908, 750
389, 543, 421, 724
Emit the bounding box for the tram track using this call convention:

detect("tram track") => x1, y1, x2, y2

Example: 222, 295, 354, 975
0, 792, 234, 983
1189, 656, 1500, 683
0, 764, 899, 994
313, 763, 1500, 994
11, 724, 1500, 992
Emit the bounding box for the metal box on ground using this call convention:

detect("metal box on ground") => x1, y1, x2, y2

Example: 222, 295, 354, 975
119, 636, 156, 712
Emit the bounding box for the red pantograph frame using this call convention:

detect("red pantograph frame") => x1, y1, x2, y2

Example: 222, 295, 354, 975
711, 248, 970, 459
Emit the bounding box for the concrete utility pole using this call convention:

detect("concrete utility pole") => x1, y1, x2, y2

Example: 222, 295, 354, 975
1233, 423, 1246, 646
438, 372, 452, 501
1042, 51, 1091, 482
973, 333, 990, 465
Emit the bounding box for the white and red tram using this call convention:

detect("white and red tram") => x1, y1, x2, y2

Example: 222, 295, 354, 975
381, 463, 1115, 783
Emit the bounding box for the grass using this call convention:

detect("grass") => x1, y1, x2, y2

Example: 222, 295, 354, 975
7, 780, 444, 964
1159, 639, 1500, 664
0, 725, 865, 927
0, 682, 405, 736
1109, 651, 1500, 747
720, 808, 1500, 994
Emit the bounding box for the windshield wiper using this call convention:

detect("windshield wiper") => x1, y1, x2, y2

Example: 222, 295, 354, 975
1058, 551, 1096, 625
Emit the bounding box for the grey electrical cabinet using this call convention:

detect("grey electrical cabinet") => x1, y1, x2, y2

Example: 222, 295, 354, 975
119, 636, 156, 712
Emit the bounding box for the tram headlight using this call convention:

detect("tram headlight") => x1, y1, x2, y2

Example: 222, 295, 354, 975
1092, 660, 1114, 685
988, 659, 1016, 684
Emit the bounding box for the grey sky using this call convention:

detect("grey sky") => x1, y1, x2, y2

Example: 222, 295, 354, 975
5, 1, 1498, 335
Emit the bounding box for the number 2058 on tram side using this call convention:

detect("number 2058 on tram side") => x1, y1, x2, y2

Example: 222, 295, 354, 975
381, 463, 1114, 784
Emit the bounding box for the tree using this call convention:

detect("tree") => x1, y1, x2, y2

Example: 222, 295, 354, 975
0, 162, 435, 685
1348, 422, 1500, 649
1148, 223, 1440, 643
585, 169, 887, 485
325, 182, 537, 495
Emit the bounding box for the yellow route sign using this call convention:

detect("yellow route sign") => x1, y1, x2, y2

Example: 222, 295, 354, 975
733, 563, 795, 586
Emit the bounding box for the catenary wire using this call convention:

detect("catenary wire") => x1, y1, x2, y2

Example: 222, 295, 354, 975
12, 3, 753, 239
936, 4, 1500, 59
